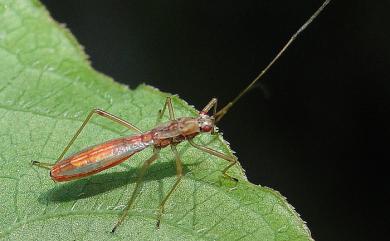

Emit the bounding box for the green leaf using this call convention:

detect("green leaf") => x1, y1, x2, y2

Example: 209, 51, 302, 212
0, 0, 312, 240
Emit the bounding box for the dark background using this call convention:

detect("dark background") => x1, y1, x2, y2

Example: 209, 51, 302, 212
40, 1, 389, 240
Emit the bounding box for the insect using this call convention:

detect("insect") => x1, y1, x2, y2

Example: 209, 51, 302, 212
32, 0, 331, 233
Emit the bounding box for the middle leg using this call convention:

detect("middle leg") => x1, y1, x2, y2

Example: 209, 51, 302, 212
111, 148, 160, 233
156, 96, 176, 125
156, 144, 183, 227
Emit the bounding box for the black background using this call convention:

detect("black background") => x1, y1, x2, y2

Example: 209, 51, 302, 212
40, 1, 389, 240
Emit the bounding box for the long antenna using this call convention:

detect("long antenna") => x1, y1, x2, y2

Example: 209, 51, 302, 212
214, 0, 331, 122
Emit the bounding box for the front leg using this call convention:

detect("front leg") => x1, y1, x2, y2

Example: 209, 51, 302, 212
187, 138, 238, 182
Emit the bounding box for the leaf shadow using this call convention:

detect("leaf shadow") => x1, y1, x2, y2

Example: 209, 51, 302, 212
39, 161, 193, 204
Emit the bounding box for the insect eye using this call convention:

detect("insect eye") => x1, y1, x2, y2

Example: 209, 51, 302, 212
201, 125, 212, 132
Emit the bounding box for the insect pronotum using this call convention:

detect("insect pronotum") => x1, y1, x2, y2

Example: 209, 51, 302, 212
32, 0, 331, 233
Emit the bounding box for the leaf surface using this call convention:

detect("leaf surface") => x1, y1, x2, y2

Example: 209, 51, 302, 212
0, 0, 312, 240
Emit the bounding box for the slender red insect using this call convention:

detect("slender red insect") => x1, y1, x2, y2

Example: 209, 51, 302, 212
32, 0, 330, 233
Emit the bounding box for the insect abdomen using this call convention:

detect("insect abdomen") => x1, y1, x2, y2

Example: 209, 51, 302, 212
50, 135, 153, 182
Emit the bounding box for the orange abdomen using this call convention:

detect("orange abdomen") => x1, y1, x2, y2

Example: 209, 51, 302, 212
50, 134, 153, 182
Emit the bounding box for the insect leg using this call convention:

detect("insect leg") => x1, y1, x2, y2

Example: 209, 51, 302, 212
31, 160, 53, 170
56, 108, 142, 163
32, 109, 142, 168
200, 98, 219, 134
156, 144, 183, 228
201, 98, 218, 116
156, 96, 176, 124
111, 148, 160, 233
188, 138, 238, 182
